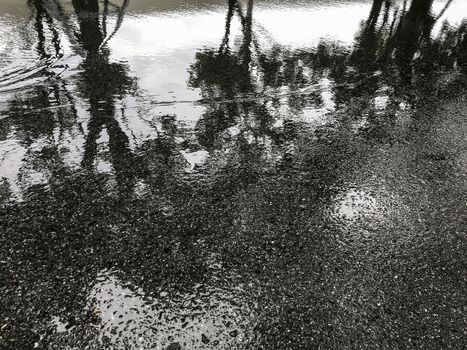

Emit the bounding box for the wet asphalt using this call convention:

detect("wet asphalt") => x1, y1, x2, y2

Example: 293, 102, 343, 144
0, 1, 466, 349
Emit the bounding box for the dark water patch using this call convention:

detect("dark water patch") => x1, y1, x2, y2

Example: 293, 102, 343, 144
1, 1, 466, 349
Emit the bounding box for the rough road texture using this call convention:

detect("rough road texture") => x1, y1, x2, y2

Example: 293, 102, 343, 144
0, 1, 466, 349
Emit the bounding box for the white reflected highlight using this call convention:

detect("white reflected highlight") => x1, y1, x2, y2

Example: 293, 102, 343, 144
334, 189, 380, 221
84, 270, 258, 349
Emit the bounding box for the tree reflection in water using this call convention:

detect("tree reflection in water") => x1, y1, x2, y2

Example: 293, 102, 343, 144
0, 0, 466, 349
72, 0, 139, 195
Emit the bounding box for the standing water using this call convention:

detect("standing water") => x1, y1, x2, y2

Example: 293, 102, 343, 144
0, 1, 466, 349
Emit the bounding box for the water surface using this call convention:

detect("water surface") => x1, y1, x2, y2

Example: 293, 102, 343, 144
0, 1, 466, 349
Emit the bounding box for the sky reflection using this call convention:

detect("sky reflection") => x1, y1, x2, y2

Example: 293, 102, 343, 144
1, 1, 466, 349
49, 269, 260, 349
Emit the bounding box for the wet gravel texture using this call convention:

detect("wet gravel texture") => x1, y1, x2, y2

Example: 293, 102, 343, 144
0, 0, 466, 349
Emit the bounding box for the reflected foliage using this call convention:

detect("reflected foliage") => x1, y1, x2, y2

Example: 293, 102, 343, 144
0, 1, 466, 349
71, 0, 139, 194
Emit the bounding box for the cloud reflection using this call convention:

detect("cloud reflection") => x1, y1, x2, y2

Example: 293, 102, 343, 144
83, 270, 259, 349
